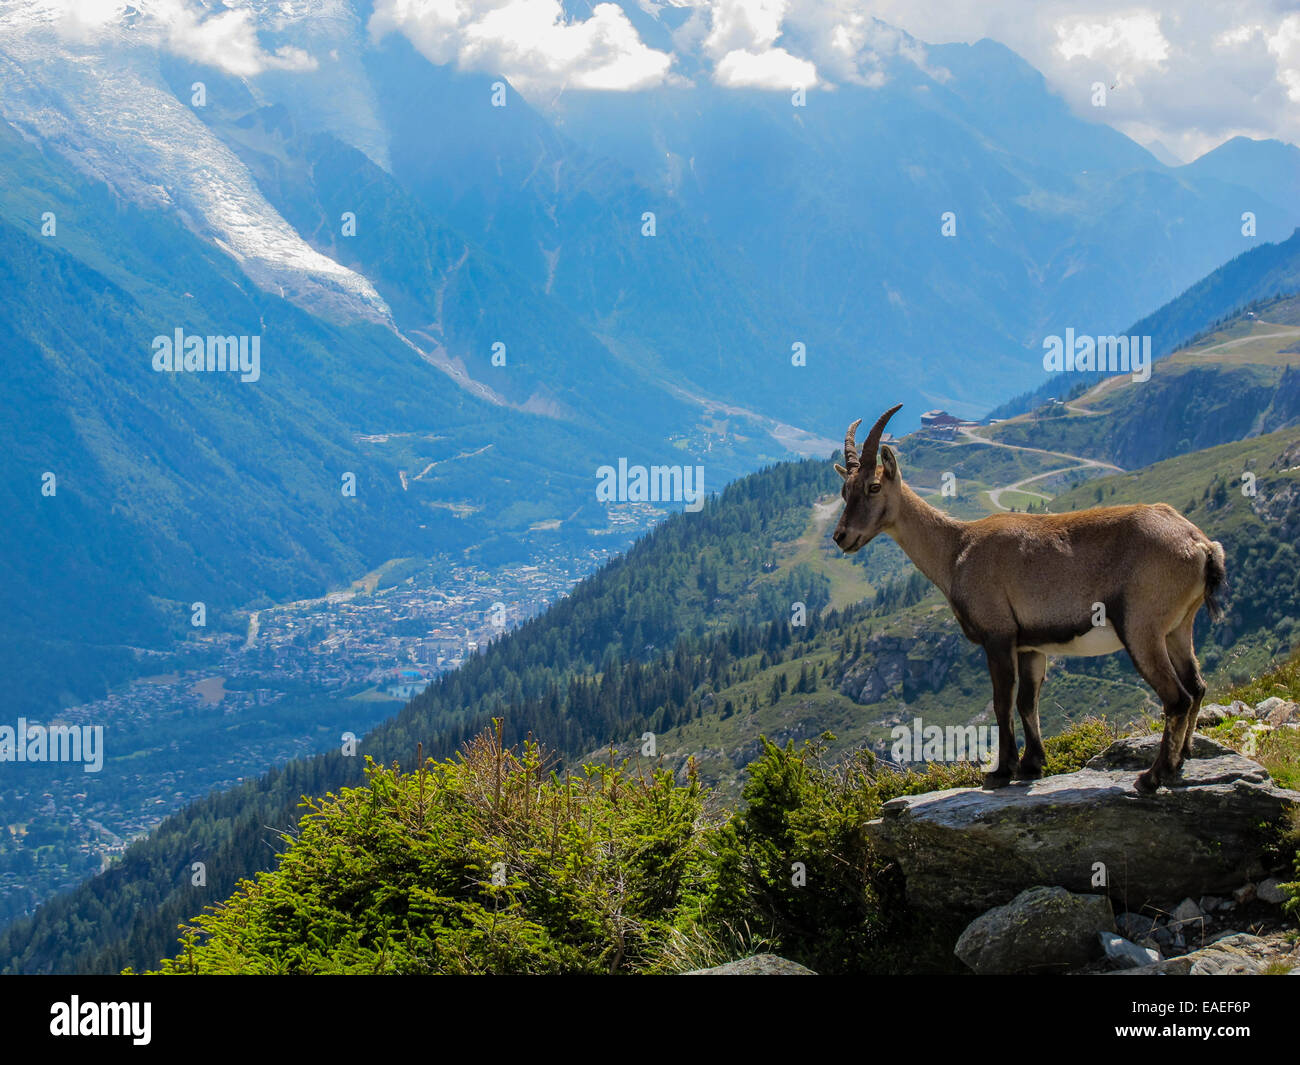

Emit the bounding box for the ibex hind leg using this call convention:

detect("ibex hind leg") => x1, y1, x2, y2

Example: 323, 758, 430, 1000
1166, 607, 1207, 762
1126, 630, 1194, 794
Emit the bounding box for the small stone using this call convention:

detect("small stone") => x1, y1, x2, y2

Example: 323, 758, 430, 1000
1264, 700, 1300, 726
1229, 700, 1255, 718
1100, 932, 1161, 969
1198, 896, 1223, 914
1197, 704, 1230, 726
1170, 899, 1206, 943
1233, 883, 1257, 905
1152, 925, 1174, 947
1258, 878, 1289, 905
1116, 912, 1155, 941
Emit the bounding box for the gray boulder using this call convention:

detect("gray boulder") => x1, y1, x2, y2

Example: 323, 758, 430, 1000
1257, 877, 1289, 904
954, 886, 1113, 974
683, 953, 817, 975
866, 734, 1300, 919
1258, 698, 1300, 726
1196, 701, 1254, 726
1116, 911, 1157, 942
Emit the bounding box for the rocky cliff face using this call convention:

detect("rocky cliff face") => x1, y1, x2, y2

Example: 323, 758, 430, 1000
837, 624, 977, 705
1252, 436, 1300, 537
1107, 366, 1300, 469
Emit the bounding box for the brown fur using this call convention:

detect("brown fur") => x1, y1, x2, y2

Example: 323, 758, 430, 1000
832, 405, 1226, 793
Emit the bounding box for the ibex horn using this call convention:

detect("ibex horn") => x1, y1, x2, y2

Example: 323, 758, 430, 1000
842, 418, 863, 473
859, 404, 903, 475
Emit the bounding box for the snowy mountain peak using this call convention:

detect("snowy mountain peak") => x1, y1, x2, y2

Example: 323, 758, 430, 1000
0, 0, 393, 325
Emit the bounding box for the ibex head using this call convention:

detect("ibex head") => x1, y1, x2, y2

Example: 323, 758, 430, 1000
832, 404, 903, 553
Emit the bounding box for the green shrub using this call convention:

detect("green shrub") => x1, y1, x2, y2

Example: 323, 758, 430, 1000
151, 726, 708, 974
1041, 716, 1117, 774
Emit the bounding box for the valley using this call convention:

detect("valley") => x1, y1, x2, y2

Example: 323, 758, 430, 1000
0, 506, 668, 927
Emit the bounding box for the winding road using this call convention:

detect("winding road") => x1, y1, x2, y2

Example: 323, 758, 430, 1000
955, 426, 1124, 512
975, 321, 1300, 509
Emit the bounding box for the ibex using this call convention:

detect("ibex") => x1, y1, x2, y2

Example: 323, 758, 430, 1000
832, 405, 1227, 794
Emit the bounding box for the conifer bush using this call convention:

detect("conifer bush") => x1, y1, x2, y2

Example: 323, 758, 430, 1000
154, 725, 709, 974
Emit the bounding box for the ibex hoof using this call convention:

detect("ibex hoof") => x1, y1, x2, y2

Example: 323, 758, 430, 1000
1013, 765, 1044, 781
982, 769, 1014, 789
1134, 769, 1160, 795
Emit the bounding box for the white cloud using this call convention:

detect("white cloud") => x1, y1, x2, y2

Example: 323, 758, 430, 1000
833, 0, 1300, 155
1266, 13, 1300, 104
369, 0, 675, 91
1217, 24, 1261, 49
714, 46, 816, 88
703, 0, 789, 56
1055, 11, 1170, 67
702, 1, 952, 90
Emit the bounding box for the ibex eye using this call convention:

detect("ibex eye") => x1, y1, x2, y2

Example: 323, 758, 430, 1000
869, 482, 882, 494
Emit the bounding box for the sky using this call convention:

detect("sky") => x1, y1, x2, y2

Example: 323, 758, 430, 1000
858, 0, 1300, 161
12, 0, 1300, 162
370, 0, 1300, 160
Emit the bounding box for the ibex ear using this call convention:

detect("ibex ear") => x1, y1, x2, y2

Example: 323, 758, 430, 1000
880, 444, 899, 480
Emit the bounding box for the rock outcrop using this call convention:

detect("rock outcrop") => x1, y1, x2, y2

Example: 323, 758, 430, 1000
1110, 932, 1300, 975
866, 734, 1300, 920
838, 627, 977, 705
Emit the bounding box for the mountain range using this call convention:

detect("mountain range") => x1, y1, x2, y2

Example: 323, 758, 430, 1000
3, 2, 1299, 708
2, 0, 1300, 973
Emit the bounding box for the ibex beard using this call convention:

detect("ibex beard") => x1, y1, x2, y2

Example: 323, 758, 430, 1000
831, 404, 1227, 794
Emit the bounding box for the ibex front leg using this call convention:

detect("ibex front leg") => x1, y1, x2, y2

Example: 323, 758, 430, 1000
1014, 650, 1047, 780
983, 638, 1019, 788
